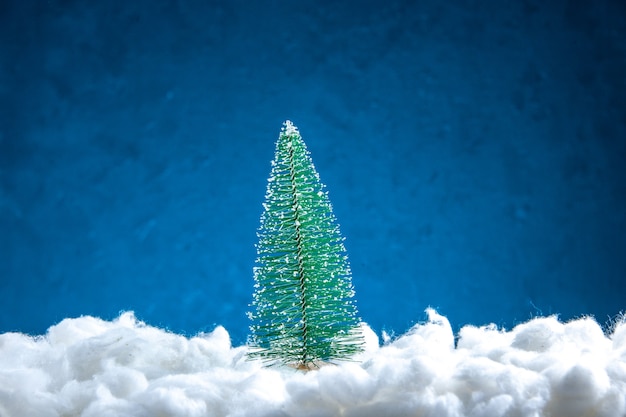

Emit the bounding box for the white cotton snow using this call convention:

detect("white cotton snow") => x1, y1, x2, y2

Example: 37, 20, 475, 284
1, 310, 626, 417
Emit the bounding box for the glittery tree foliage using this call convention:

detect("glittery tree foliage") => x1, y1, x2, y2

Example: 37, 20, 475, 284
248, 121, 363, 369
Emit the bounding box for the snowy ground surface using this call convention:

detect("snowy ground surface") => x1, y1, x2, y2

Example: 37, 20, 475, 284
1, 311, 626, 417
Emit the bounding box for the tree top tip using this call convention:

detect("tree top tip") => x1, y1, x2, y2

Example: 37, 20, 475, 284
282, 120, 300, 137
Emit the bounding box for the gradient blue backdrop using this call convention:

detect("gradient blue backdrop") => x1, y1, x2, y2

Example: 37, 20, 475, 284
1, 0, 625, 344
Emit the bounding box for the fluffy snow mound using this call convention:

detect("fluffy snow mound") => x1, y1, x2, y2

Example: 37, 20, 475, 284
1, 309, 626, 417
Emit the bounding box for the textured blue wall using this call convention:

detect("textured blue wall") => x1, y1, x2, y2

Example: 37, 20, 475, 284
1, 0, 625, 343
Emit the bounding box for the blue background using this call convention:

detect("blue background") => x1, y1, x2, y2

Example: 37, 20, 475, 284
1, 0, 625, 344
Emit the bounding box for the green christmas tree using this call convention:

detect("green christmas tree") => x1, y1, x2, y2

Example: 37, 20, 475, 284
248, 121, 364, 369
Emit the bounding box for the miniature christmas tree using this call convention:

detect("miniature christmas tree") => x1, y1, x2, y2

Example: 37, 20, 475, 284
248, 121, 364, 369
